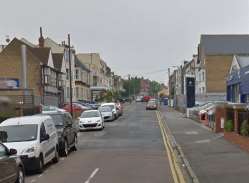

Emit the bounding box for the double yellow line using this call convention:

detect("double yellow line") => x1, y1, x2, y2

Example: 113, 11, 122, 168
156, 111, 186, 183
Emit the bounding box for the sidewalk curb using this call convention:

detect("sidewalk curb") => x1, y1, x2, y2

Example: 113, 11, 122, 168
158, 109, 200, 183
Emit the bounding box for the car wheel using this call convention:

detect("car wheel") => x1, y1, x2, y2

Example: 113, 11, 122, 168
62, 141, 69, 157
16, 167, 25, 183
37, 155, 44, 173
72, 136, 78, 151
52, 147, 59, 163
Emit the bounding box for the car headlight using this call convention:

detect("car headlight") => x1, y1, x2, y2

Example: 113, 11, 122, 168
96, 120, 101, 123
24, 147, 35, 153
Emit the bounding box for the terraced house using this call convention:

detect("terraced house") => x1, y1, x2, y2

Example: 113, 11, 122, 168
75, 55, 91, 101
0, 38, 65, 107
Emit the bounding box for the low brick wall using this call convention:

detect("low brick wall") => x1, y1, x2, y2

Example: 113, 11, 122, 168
224, 132, 249, 153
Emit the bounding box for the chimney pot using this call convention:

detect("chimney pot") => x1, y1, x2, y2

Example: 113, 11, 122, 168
38, 27, 44, 48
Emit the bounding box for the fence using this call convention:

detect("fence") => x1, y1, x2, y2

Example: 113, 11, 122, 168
0, 89, 39, 122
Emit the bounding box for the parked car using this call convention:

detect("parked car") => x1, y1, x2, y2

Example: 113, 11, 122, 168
38, 112, 78, 157
41, 105, 66, 114
78, 110, 104, 131
74, 101, 93, 110
99, 106, 115, 121
135, 96, 143, 102
0, 142, 25, 183
0, 116, 59, 173
143, 96, 151, 102
146, 100, 157, 110
116, 102, 123, 116
63, 103, 89, 117
101, 103, 119, 119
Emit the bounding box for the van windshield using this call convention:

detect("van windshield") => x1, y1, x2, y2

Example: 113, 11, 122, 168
102, 105, 114, 110
0, 124, 38, 142
99, 107, 112, 112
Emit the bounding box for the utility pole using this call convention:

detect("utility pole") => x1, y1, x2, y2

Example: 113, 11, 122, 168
67, 34, 73, 117
128, 74, 131, 102
168, 68, 171, 105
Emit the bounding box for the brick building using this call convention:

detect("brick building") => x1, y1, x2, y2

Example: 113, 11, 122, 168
197, 34, 249, 103
0, 38, 65, 107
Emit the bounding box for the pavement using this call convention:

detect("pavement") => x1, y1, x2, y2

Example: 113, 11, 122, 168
161, 106, 249, 183
26, 103, 173, 183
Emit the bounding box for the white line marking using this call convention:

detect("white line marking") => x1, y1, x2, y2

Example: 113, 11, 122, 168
38, 174, 43, 178
195, 139, 211, 144
84, 168, 99, 183
30, 179, 36, 183
185, 131, 199, 135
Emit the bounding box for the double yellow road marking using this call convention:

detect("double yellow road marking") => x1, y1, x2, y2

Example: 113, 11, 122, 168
156, 111, 186, 183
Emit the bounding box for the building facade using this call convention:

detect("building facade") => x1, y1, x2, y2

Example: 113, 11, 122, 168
75, 56, 91, 101
44, 37, 77, 103
227, 55, 249, 103
0, 38, 65, 107
196, 34, 249, 103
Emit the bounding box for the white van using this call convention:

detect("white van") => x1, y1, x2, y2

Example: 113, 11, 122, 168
0, 115, 59, 173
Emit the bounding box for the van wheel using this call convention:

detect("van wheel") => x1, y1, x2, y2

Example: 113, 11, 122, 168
16, 166, 25, 183
72, 136, 78, 151
37, 155, 44, 173
62, 141, 69, 157
52, 147, 59, 163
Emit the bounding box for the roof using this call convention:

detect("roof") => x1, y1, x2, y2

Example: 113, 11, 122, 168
0, 115, 52, 126
75, 56, 90, 72
44, 37, 65, 53
20, 38, 36, 48
52, 53, 64, 71
201, 35, 249, 55
31, 48, 51, 65
235, 55, 249, 68
0, 38, 51, 66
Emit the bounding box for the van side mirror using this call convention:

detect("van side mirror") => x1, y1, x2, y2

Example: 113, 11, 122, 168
41, 134, 50, 142
8, 148, 17, 156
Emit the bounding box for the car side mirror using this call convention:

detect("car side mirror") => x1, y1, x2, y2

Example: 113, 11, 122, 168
8, 148, 17, 156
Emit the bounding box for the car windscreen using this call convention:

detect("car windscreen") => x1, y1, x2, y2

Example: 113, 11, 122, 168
148, 101, 156, 105
102, 105, 114, 110
81, 111, 100, 118
49, 114, 64, 127
99, 107, 111, 112
0, 124, 38, 142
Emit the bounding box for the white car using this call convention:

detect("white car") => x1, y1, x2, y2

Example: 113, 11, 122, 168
101, 103, 118, 119
0, 115, 59, 173
99, 106, 115, 121
78, 110, 104, 130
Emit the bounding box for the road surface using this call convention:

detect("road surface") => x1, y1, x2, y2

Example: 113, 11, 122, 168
26, 103, 173, 183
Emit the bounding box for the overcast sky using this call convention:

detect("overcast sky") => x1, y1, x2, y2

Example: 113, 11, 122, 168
1, 0, 249, 83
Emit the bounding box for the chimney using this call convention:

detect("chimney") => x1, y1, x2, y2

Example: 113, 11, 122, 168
38, 27, 44, 48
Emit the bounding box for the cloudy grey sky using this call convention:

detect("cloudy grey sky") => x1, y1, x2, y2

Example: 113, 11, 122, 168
1, 0, 249, 83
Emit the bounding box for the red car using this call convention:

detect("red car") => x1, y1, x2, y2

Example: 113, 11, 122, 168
63, 103, 89, 115
143, 96, 151, 102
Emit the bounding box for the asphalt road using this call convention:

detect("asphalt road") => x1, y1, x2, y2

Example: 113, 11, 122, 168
26, 103, 173, 183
